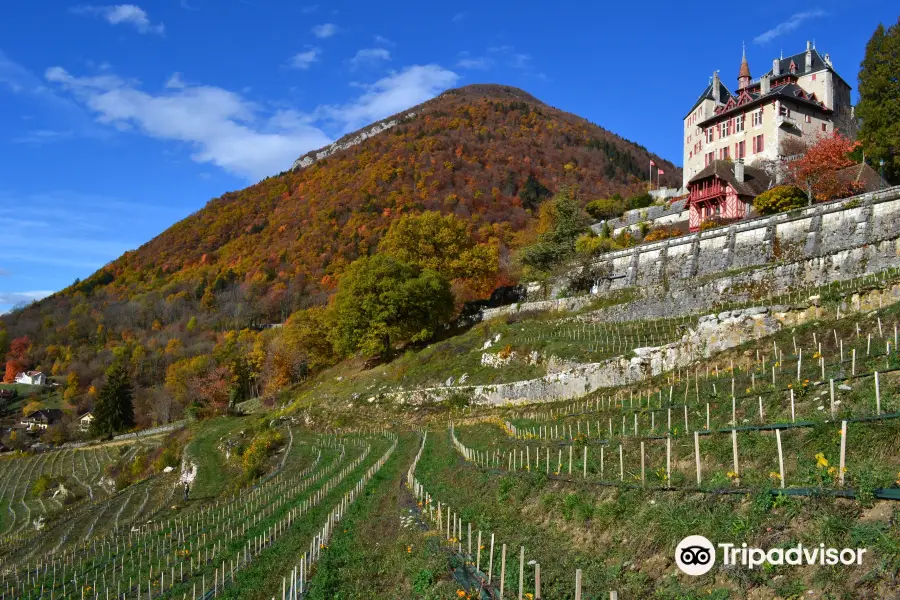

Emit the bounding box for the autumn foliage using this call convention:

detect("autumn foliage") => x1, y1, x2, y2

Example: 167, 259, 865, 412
788, 133, 861, 202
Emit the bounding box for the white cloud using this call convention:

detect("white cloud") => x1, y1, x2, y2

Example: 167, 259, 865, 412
322, 65, 458, 132
45, 66, 332, 180
311, 23, 338, 38
73, 4, 166, 35
456, 57, 492, 70
349, 48, 391, 70
290, 47, 321, 70
373, 35, 394, 46
11, 129, 74, 144
754, 10, 826, 44
165, 72, 186, 89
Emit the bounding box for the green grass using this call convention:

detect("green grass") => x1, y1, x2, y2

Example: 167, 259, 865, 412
184, 416, 249, 499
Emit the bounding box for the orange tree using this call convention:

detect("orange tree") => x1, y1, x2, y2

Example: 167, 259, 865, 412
789, 133, 861, 202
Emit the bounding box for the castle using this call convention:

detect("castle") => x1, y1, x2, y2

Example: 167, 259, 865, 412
682, 41, 857, 189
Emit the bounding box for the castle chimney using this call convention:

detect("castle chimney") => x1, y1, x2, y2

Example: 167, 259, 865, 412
734, 159, 745, 183
772, 58, 781, 77
712, 71, 721, 103
761, 74, 770, 95
805, 41, 812, 72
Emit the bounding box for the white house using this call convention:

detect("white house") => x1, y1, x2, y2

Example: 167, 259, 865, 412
79, 412, 95, 431
15, 371, 46, 386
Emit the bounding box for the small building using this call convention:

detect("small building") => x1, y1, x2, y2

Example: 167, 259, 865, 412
687, 160, 772, 231
15, 371, 46, 386
79, 412, 95, 431
21, 409, 64, 431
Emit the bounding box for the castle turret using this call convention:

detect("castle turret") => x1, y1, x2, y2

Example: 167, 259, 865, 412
738, 47, 751, 90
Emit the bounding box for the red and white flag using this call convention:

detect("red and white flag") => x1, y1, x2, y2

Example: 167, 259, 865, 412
658, 168, 665, 175
650, 160, 656, 166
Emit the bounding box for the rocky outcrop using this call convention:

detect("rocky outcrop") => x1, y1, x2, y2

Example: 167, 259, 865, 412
383, 307, 783, 406
291, 112, 416, 171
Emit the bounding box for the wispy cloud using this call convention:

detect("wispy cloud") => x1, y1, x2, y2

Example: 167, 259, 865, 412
290, 47, 321, 70
452, 12, 466, 22
72, 4, 166, 35
45, 62, 458, 179
754, 10, 826, 44
456, 57, 492, 70
11, 129, 74, 144
321, 65, 458, 133
300, 4, 318, 13
373, 35, 394, 47
311, 23, 338, 38
0, 291, 54, 308
349, 48, 391, 70
165, 72, 186, 89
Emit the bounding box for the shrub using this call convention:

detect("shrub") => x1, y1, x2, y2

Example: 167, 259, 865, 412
585, 197, 626, 221
575, 233, 621, 256
752, 185, 808, 215
698, 219, 719, 232
643, 226, 683, 242
625, 191, 653, 210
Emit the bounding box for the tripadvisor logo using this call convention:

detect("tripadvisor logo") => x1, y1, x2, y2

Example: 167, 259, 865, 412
675, 536, 867, 576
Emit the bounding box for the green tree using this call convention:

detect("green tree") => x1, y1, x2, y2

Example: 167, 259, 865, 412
857, 17, 900, 183
517, 188, 589, 273
752, 186, 809, 215
91, 362, 135, 437
625, 191, 653, 210
377, 211, 498, 284
518, 173, 551, 210
584, 197, 627, 221
329, 255, 454, 358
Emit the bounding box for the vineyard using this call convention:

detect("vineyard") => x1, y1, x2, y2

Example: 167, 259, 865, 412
1, 271, 900, 598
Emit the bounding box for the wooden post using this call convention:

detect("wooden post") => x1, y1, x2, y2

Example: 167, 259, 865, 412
775, 428, 785, 488
518, 546, 524, 600
477, 531, 482, 572
568, 445, 573, 475
535, 564, 541, 600
583, 446, 588, 478
610, 593, 618, 600
852, 349, 856, 376
640, 441, 645, 485
875, 371, 881, 415
600, 446, 605, 480
574, 569, 583, 600
731, 396, 736, 426
731, 429, 740, 486
500, 544, 507, 596
706, 402, 710, 431
694, 431, 701, 485
829, 379, 835, 420
839, 420, 847, 487
684, 404, 689, 433
666, 436, 671, 488
619, 445, 624, 481
790, 388, 796, 423
488, 534, 495, 584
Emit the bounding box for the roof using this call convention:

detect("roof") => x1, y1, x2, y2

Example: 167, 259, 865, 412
23, 409, 64, 422
685, 81, 734, 118
837, 163, 884, 193
688, 160, 772, 197
26, 371, 43, 377
698, 81, 830, 127
763, 47, 851, 90
738, 54, 751, 80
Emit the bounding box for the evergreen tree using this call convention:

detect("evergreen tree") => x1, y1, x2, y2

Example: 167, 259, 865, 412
857, 17, 900, 183
91, 362, 135, 437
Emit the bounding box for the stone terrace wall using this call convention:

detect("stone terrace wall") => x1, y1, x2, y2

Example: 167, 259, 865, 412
485, 186, 900, 322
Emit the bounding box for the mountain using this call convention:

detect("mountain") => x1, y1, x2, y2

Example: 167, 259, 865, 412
75, 83, 679, 302
0, 84, 679, 424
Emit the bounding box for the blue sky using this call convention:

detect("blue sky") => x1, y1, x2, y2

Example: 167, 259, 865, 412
0, 1, 895, 313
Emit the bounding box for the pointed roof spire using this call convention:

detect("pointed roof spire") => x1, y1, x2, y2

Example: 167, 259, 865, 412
738, 44, 751, 82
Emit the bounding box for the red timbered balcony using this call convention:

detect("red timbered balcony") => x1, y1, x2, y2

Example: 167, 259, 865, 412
688, 180, 724, 203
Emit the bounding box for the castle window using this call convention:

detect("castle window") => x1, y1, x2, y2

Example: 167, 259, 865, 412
706, 128, 714, 143
822, 123, 827, 132
735, 114, 745, 133
805, 115, 812, 123
752, 109, 763, 127
736, 140, 746, 159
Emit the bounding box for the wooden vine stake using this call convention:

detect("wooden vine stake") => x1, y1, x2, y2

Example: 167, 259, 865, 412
731, 429, 740, 486
518, 546, 524, 600
875, 371, 881, 415
535, 564, 541, 600
488, 534, 495, 584
790, 388, 796, 423
640, 441, 646, 485
499, 544, 507, 596
775, 428, 785, 489
839, 420, 847, 487
666, 436, 671, 488
574, 569, 583, 600
694, 431, 701, 485
829, 379, 836, 420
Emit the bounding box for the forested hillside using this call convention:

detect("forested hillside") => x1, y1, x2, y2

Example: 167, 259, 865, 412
0, 84, 679, 432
